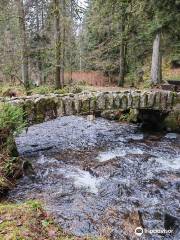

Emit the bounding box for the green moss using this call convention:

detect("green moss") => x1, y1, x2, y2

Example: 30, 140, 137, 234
164, 111, 180, 132
119, 109, 139, 123
127, 109, 139, 123
90, 95, 97, 112
81, 99, 90, 114
23, 100, 36, 124
35, 98, 46, 123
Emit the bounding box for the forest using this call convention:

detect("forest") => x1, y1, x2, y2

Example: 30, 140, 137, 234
0, 0, 179, 93
0, 1, 180, 240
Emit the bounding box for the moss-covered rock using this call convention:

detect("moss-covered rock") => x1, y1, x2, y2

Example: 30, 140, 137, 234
163, 110, 180, 132
96, 93, 106, 111
140, 92, 148, 108
101, 109, 123, 120
105, 93, 114, 110
35, 97, 47, 123
121, 94, 128, 110
132, 92, 140, 109
23, 99, 36, 124
127, 109, 139, 123
81, 97, 90, 114
63, 96, 75, 115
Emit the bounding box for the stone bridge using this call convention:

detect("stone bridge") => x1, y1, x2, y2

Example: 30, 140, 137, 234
1, 90, 180, 131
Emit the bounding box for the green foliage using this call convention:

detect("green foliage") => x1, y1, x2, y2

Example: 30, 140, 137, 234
53, 87, 70, 95
0, 84, 26, 97
82, 0, 180, 85
54, 85, 83, 94
0, 103, 26, 135
31, 85, 55, 95
28, 200, 42, 211
3, 156, 18, 176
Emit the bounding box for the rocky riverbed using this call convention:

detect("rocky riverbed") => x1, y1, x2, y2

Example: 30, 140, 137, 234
8, 116, 180, 240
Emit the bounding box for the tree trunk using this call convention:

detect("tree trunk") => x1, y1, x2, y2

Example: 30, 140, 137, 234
61, 0, 65, 87
118, 43, 125, 86
54, 0, 62, 89
151, 32, 162, 85
41, 0, 44, 29
70, 0, 73, 83
35, 0, 43, 86
15, 0, 29, 89
118, 11, 125, 87
35, 0, 40, 32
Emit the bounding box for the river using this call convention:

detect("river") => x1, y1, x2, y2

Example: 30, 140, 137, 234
8, 116, 180, 239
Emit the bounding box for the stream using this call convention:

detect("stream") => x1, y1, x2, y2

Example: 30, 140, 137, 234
8, 116, 180, 240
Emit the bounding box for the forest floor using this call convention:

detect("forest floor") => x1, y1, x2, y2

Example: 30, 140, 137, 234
0, 67, 180, 98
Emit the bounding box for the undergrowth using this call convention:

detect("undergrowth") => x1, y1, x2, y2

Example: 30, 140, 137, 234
0, 104, 26, 194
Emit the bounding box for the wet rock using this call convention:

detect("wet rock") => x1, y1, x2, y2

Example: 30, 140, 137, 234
22, 161, 35, 176
164, 213, 180, 230
122, 211, 143, 238
164, 133, 177, 139
163, 110, 180, 133
86, 115, 95, 121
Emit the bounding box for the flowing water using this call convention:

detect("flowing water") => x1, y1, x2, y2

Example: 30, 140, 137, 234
8, 116, 180, 239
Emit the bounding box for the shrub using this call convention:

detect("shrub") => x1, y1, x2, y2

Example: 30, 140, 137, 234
31, 85, 54, 95
0, 84, 26, 97
0, 103, 26, 135
0, 104, 26, 193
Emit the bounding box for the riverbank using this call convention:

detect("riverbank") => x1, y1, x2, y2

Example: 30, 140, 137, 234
0, 200, 101, 240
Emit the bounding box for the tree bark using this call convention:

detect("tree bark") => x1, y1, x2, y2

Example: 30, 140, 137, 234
54, 0, 62, 89
35, 0, 40, 32
151, 32, 162, 85
15, 0, 29, 89
35, 0, 43, 86
118, 9, 125, 87
118, 6, 126, 87
61, 0, 65, 87
70, 0, 73, 83
118, 42, 125, 87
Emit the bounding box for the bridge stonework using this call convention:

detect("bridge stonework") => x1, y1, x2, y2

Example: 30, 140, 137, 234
1, 90, 180, 131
